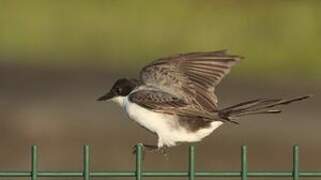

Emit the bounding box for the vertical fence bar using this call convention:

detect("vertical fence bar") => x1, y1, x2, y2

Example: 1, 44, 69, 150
83, 145, 90, 180
135, 144, 143, 180
188, 145, 195, 180
31, 145, 38, 180
241, 145, 248, 180
293, 145, 299, 180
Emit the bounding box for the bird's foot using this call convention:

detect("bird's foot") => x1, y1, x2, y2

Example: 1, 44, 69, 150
132, 143, 158, 154
132, 143, 169, 156
158, 146, 169, 156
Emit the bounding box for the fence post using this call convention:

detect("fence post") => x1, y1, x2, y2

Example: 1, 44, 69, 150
241, 145, 248, 180
135, 144, 143, 180
83, 145, 90, 180
31, 145, 38, 180
188, 145, 195, 180
293, 145, 299, 180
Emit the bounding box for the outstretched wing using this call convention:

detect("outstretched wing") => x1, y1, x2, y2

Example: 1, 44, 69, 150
140, 50, 242, 112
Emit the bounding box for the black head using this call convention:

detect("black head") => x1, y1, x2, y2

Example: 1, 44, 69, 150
97, 78, 138, 101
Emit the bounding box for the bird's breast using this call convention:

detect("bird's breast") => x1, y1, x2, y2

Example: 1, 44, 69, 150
123, 97, 177, 134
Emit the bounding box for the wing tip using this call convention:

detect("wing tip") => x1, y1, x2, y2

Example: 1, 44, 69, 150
204, 49, 244, 62
221, 49, 244, 61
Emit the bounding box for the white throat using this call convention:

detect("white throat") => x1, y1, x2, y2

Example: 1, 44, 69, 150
111, 96, 126, 107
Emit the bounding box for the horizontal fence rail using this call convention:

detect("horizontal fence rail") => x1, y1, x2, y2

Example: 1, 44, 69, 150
0, 144, 321, 179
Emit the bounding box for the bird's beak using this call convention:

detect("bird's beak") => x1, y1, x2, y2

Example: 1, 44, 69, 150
97, 91, 115, 101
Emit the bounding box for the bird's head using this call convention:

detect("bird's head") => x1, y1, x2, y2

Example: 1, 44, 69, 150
97, 78, 138, 101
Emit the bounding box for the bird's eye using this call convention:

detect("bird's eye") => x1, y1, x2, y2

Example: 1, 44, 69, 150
116, 88, 122, 93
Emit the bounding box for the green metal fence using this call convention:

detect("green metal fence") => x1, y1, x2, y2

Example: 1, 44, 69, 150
0, 144, 321, 179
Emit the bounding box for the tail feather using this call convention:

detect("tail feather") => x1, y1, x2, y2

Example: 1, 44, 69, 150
218, 95, 311, 123
234, 109, 282, 117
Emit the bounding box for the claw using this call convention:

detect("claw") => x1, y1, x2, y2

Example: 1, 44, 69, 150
132, 143, 158, 155
132, 143, 169, 158
132, 143, 167, 152
158, 146, 169, 156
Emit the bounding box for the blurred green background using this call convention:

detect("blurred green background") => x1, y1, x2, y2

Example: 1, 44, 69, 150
1, 0, 321, 79
0, 1, 320, 180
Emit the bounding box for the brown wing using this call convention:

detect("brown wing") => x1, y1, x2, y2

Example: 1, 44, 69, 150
140, 50, 242, 112
129, 90, 215, 120
129, 90, 187, 111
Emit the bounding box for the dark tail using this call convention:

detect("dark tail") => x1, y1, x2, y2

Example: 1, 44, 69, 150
218, 95, 311, 124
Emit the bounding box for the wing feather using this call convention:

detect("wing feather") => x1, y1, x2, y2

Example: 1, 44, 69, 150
129, 90, 216, 121
129, 90, 187, 111
140, 50, 242, 112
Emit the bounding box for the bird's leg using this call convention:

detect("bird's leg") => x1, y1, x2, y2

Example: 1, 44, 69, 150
132, 143, 158, 154
143, 144, 159, 152
132, 144, 169, 158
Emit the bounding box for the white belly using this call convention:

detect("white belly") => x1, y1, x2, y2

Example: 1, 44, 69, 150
117, 97, 223, 147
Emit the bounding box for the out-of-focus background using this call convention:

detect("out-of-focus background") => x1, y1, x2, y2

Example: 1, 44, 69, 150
0, 1, 320, 179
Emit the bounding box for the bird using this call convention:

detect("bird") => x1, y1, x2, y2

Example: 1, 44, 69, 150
97, 50, 310, 153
